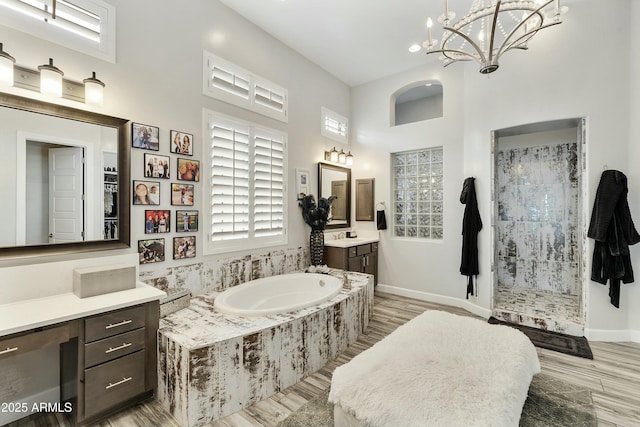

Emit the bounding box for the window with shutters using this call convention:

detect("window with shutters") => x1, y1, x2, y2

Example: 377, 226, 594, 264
204, 110, 287, 254
0, 0, 116, 63
321, 107, 349, 144
203, 51, 288, 123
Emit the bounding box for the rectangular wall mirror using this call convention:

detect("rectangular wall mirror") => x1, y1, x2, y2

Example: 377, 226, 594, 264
356, 178, 374, 221
0, 92, 131, 259
318, 162, 351, 229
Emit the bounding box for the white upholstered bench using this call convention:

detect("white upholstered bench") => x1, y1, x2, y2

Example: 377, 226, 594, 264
329, 310, 540, 427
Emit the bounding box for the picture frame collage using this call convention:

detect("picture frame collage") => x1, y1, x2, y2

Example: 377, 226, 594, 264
132, 123, 199, 264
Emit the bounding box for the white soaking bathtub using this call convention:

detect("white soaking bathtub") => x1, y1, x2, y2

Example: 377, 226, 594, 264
158, 270, 374, 427
214, 273, 342, 316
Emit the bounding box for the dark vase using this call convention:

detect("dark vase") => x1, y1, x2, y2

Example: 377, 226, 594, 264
309, 230, 325, 266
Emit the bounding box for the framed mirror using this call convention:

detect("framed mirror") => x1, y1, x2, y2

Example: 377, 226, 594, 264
318, 162, 351, 229
0, 92, 130, 259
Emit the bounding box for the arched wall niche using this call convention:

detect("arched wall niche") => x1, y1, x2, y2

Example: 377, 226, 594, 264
391, 80, 443, 126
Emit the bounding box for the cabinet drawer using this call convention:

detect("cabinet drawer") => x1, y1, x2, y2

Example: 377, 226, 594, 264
0, 324, 69, 360
356, 244, 371, 256
85, 305, 146, 343
348, 247, 357, 258
84, 327, 145, 368
84, 350, 145, 418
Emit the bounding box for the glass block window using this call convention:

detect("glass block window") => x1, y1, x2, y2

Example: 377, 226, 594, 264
392, 147, 443, 239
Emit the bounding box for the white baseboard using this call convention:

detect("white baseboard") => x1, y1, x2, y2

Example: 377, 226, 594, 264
376, 283, 492, 319
0, 386, 59, 425
376, 283, 640, 343
585, 328, 640, 343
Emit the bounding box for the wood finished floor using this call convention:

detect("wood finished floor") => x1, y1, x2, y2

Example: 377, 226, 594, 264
9, 291, 640, 427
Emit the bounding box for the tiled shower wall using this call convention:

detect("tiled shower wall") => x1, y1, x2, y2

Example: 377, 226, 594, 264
496, 142, 580, 296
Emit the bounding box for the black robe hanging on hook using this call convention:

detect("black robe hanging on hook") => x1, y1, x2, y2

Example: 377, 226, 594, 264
460, 177, 482, 299
588, 170, 640, 308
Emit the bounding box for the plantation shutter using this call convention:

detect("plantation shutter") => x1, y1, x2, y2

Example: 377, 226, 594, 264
210, 118, 250, 241
253, 129, 284, 237
254, 82, 286, 114
209, 61, 250, 99
3, 0, 102, 41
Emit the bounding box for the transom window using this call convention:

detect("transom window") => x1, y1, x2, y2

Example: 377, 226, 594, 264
204, 110, 287, 254
392, 147, 444, 240
321, 106, 348, 144
0, 0, 116, 63
203, 51, 288, 123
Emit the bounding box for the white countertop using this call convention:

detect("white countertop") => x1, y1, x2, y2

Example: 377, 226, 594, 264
0, 282, 166, 337
323, 231, 379, 248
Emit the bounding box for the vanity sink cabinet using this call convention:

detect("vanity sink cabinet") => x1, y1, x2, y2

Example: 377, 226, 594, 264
0, 293, 161, 426
324, 242, 378, 284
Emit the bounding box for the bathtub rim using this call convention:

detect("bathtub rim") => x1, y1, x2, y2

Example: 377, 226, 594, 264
213, 272, 342, 317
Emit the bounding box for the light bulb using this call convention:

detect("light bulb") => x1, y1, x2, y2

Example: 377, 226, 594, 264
84, 71, 105, 106
38, 58, 63, 98
0, 43, 15, 87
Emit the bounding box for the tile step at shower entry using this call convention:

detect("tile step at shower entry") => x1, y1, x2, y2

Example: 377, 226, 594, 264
492, 309, 584, 337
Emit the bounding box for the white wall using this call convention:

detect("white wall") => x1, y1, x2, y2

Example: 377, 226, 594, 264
0, 0, 350, 275
627, 0, 640, 340
351, 0, 639, 338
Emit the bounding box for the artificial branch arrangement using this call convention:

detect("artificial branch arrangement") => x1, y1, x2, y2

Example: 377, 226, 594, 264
298, 194, 337, 231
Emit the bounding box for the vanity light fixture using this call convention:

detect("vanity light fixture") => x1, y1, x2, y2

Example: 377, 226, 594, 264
346, 151, 353, 166
0, 47, 106, 105
421, 0, 567, 74
329, 146, 339, 162
0, 43, 15, 86
38, 58, 64, 97
338, 149, 347, 164
83, 71, 105, 106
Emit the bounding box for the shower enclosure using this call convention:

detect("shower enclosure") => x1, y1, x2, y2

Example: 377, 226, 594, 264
492, 119, 587, 336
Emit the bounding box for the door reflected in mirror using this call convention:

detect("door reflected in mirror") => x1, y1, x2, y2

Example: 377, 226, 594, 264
0, 92, 130, 258
318, 162, 351, 229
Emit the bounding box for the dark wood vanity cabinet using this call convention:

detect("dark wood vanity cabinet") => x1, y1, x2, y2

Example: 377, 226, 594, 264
61, 302, 159, 425
324, 242, 378, 284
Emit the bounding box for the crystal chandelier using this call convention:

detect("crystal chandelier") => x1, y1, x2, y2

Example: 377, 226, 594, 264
423, 0, 567, 74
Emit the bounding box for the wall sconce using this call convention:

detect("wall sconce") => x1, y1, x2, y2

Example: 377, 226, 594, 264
83, 72, 105, 106
0, 43, 15, 87
0, 43, 106, 106
324, 147, 354, 166
38, 58, 63, 97
338, 149, 346, 164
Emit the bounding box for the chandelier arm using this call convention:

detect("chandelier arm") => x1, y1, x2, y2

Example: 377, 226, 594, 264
487, 0, 502, 65
499, 20, 561, 57
495, 0, 555, 58
440, 25, 489, 65
427, 48, 478, 63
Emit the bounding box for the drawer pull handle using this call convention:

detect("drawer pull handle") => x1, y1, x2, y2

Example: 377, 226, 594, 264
105, 319, 132, 330
105, 342, 132, 354
0, 346, 18, 355
105, 376, 132, 390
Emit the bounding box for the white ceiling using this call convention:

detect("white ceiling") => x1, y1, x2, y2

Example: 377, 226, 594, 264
218, 0, 473, 87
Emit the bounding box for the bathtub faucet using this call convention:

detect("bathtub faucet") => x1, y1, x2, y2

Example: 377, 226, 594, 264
342, 272, 351, 289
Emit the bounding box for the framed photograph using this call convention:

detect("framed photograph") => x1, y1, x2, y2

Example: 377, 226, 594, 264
177, 158, 200, 182
171, 183, 194, 206
295, 168, 311, 199
170, 130, 193, 156
133, 180, 160, 205
173, 236, 196, 259
138, 238, 165, 264
144, 153, 170, 179
144, 209, 171, 233
176, 210, 199, 232
132, 122, 160, 151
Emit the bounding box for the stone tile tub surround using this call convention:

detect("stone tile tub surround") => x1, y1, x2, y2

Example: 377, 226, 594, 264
139, 246, 308, 297
157, 270, 374, 427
